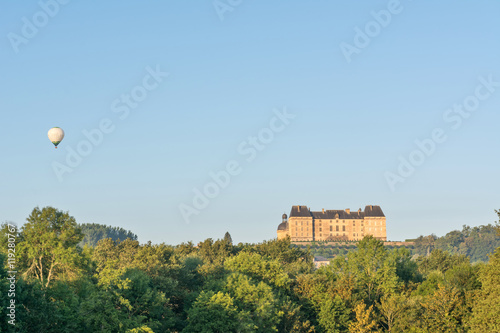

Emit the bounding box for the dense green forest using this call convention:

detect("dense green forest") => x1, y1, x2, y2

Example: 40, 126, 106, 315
303, 223, 500, 263
412, 224, 500, 262
1, 206, 500, 332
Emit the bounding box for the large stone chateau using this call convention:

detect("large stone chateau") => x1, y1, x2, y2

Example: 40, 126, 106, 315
277, 205, 387, 241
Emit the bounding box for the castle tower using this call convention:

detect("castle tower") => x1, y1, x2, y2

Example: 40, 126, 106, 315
277, 213, 289, 240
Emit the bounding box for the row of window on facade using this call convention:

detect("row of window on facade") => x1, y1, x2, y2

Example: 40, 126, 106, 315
294, 220, 372, 227
295, 220, 351, 225
293, 220, 384, 226
294, 226, 380, 233
294, 233, 366, 238
318, 233, 363, 237
319, 226, 347, 232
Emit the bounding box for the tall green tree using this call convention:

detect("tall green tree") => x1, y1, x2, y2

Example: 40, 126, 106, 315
183, 291, 240, 333
197, 238, 235, 265
276, 297, 315, 333
332, 236, 400, 304
416, 249, 469, 277
377, 293, 408, 333
420, 285, 462, 333
0, 222, 19, 257
19, 207, 84, 287
348, 302, 377, 333
470, 247, 500, 332
318, 295, 349, 333
255, 238, 314, 276
225, 252, 290, 289
414, 235, 437, 256
223, 232, 233, 245
224, 272, 279, 332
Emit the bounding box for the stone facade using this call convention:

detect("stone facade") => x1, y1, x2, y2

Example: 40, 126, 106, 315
277, 205, 387, 241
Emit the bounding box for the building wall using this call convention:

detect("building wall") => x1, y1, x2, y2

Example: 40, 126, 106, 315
288, 216, 314, 241
314, 218, 350, 241
313, 218, 370, 241
364, 216, 387, 241
277, 229, 288, 240
279, 207, 387, 242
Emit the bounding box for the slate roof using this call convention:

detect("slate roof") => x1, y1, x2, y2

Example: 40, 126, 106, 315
364, 205, 385, 217
277, 222, 288, 231
311, 210, 364, 219
289, 205, 312, 217
289, 205, 385, 219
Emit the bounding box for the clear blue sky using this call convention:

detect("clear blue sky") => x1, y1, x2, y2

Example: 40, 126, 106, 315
1, 1, 499, 244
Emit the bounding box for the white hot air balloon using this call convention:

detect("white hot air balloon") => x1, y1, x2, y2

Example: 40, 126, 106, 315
48, 127, 65, 149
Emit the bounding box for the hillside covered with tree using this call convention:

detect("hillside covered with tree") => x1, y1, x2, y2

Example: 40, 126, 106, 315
412, 223, 500, 262
1, 206, 499, 332
303, 223, 500, 263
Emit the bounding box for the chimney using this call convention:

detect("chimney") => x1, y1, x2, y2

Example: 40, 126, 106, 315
322, 208, 325, 213
297, 206, 300, 212
345, 208, 350, 214
358, 208, 361, 213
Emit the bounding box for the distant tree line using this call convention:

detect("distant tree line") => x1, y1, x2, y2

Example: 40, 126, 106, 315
304, 223, 500, 263
78, 222, 138, 247
412, 223, 500, 262
0, 206, 499, 332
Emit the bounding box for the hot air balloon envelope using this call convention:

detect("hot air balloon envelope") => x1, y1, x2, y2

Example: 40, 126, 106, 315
48, 127, 65, 148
